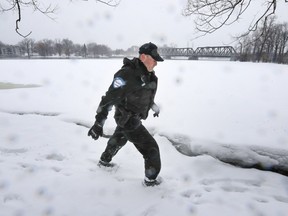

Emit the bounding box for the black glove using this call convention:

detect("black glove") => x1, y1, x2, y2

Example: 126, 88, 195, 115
88, 122, 103, 140
153, 112, 159, 117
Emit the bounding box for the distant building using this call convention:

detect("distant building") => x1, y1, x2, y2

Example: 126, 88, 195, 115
0, 45, 21, 58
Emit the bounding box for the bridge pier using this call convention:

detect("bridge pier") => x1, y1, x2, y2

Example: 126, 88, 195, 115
163, 56, 172, 60
188, 56, 198, 60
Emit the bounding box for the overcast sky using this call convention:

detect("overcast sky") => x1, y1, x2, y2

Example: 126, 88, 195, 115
0, 0, 287, 50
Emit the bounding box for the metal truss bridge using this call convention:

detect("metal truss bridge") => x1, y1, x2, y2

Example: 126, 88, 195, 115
158, 46, 238, 60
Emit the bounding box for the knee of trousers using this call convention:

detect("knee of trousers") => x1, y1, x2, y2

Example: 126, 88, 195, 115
107, 135, 127, 147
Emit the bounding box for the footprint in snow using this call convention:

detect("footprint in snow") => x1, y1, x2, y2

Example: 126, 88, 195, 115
3, 194, 23, 203
46, 153, 65, 161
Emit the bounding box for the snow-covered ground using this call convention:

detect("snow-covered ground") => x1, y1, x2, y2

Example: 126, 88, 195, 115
1, 59, 288, 216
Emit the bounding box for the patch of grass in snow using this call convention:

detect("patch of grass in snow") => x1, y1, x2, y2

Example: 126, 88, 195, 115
0, 82, 41, 90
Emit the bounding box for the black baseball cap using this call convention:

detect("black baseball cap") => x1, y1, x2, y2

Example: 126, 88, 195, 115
139, 42, 164, 62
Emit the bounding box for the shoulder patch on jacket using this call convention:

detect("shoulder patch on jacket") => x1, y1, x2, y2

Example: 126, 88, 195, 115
113, 77, 126, 88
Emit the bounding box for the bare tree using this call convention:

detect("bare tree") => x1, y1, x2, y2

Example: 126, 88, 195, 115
277, 23, 288, 63
62, 39, 74, 57
54, 39, 63, 56
254, 17, 276, 62
236, 17, 288, 63
0, 1, 57, 38
83, 44, 87, 58
18, 38, 35, 58
87, 43, 111, 57
35, 39, 54, 57
87, 43, 98, 57
0, 0, 120, 38
183, 0, 287, 37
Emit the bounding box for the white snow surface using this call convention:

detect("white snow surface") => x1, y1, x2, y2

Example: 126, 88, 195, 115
1, 59, 288, 216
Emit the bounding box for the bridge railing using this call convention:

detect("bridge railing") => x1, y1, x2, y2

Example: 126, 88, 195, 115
158, 46, 238, 60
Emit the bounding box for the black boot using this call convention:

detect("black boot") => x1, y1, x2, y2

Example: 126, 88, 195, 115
98, 160, 116, 168
143, 177, 162, 187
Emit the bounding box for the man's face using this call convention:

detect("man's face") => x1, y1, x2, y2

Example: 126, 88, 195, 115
141, 54, 157, 72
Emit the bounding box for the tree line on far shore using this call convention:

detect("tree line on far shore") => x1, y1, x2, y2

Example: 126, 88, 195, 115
1, 17, 288, 64
0, 38, 139, 59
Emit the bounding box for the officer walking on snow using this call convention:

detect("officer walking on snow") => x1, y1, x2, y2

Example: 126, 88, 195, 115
88, 42, 164, 186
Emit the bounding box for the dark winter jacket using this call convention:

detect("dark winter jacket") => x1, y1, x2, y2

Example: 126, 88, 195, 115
95, 57, 158, 128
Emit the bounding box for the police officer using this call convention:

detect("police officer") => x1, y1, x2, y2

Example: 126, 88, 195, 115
88, 42, 164, 186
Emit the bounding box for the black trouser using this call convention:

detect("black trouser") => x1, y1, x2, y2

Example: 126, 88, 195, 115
100, 122, 161, 180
